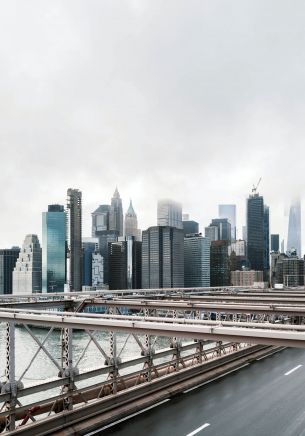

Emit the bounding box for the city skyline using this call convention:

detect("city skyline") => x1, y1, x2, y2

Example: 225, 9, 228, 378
0, 185, 303, 255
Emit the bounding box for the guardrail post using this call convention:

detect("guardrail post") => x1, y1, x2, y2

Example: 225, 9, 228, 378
3, 322, 17, 431
143, 308, 155, 382
61, 327, 78, 410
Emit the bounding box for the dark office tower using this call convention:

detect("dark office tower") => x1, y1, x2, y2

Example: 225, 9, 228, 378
0, 248, 20, 294
125, 200, 141, 240
91, 205, 110, 237
210, 240, 230, 286
271, 234, 280, 252
82, 238, 99, 286
109, 187, 123, 236
287, 199, 302, 257
218, 205, 236, 241
184, 234, 210, 287
42, 205, 66, 293
108, 236, 142, 290
247, 193, 264, 272
263, 205, 270, 276
183, 220, 199, 237
142, 226, 184, 289
67, 188, 82, 292
95, 230, 118, 285
210, 219, 231, 242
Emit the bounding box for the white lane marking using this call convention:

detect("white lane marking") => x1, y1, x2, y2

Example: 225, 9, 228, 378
86, 399, 170, 435
186, 423, 210, 436
285, 364, 302, 376
183, 363, 249, 394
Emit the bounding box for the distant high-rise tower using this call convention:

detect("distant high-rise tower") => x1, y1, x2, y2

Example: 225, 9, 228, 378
125, 200, 141, 240
42, 205, 66, 293
0, 247, 20, 294
13, 235, 42, 294
210, 240, 230, 286
91, 205, 110, 237
264, 205, 270, 274
182, 214, 199, 236
218, 205, 236, 241
210, 218, 231, 242
142, 226, 184, 288
271, 234, 280, 252
287, 199, 302, 257
184, 234, 210, 287
109, 187, 123, 236
157, 199, 183, 229
67, 188, 82, 291
247, 192, 267, 275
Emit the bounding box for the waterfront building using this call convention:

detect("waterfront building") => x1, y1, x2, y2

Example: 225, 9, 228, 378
91, 205, 110, 237
210, 218, 231, 242
142, 226, 184, 288
125, 200, 141, 240
42, 205, 66, 293
271, 234, 280, 252
67, 188, 82, 292
210, 240, 230, 286
109, 187, 123, 236
95, 230, 119, 285
0, 247, 20, 294
287, 199, 302, 257
13, 235, 42, 294
218, 204, 236, 241
157, 199, 183, 229
184, 234, 210, 287
231, 270, 264, 286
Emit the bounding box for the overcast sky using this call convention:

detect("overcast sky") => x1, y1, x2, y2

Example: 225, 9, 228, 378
0, 1, 304, 250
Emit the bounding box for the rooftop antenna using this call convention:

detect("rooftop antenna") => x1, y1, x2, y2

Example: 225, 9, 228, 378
252, 177, 262, 195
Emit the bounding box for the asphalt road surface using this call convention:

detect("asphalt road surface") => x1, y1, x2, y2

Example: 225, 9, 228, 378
93, 347, 305, 436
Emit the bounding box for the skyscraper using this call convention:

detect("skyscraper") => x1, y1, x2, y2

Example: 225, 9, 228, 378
125, 200, 141, 240
287, 199, 302, 257
0, 248, 20, 294
109, 187, 123, 236
264, 205, 270, 275
142, 226, 184, 288
184, 234, 210, 287
218, 204, 236, 241
210, 240, 230, 286
247, 193, 265, 272
67, 188, 82, 292
82, 238, 99, 287
271, 234, 280, 252
205, 226, 218, 242
13, 235, 42, 294
210, 218, 231, 242
108, 236, 142, 290
182, 219, 199, 236
157, 199, 183, 229
42, 205, 66, 293
91, 205, 110, 237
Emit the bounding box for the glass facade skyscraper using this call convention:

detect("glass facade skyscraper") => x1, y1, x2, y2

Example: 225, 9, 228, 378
67, 188, 82, 291
184, 234, 210, 287
218, 204, 236, 241
271, 234, 280, 252
142, 226, 184, 288
287, 199, 302, 257
210, 218, 231, 242
42, 205, 66, 293
0, 248, 20, 294
247, 193, 269, 279
157, 199, 183, 229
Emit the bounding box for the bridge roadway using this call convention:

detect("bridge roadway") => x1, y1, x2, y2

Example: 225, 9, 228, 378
97, 347, 305, 436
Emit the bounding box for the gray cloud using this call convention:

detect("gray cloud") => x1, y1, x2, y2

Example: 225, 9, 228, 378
0, 0, 304, 250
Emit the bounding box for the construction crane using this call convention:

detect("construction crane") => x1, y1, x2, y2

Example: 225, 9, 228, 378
252, 177, 262, 195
